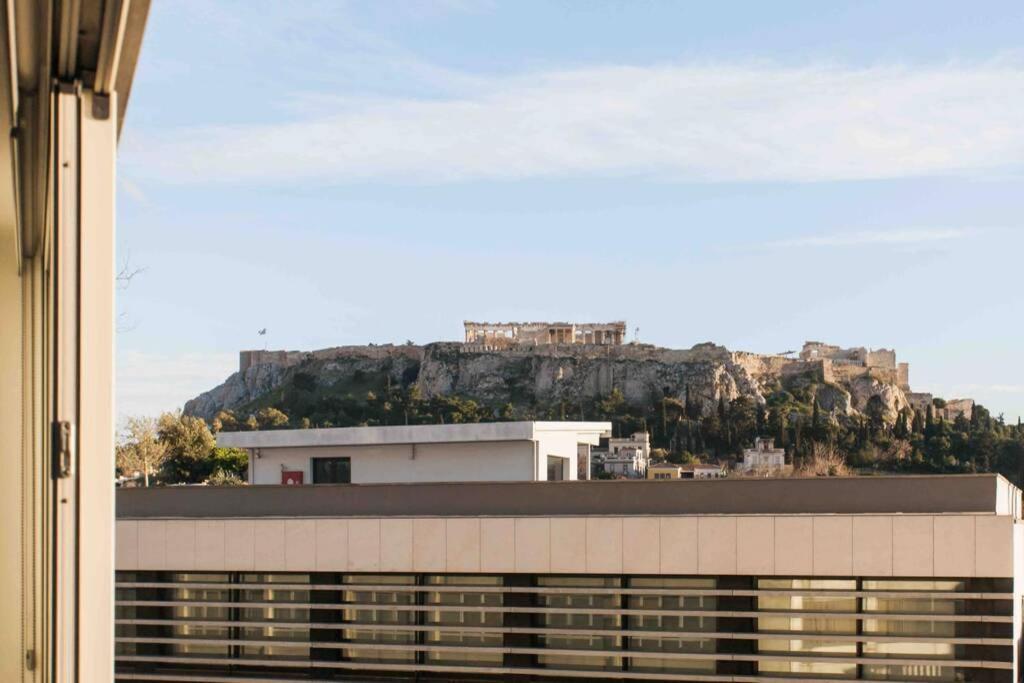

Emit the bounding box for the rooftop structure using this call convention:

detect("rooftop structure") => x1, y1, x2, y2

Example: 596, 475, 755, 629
218, 421, 611, 485
464, 320, 626, 347
116, 474, 1024, 683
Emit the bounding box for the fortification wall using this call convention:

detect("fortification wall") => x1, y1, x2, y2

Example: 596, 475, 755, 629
866, 349, 897, 370
829, 363, 899, 386
942, 399, 975, 421
906, 392, 934, 412
897, 363, 910, 390
454, 341, 730, 365
240, 345, 423, 372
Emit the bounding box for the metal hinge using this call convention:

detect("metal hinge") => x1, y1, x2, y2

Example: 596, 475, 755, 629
25, 649, 36, 671
52, 421, 74, 479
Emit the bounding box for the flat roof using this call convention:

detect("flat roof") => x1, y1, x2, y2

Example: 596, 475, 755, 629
118, 474, 1019, 519
217, 421, 611, 449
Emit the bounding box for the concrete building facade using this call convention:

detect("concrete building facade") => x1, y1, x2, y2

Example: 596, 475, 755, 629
115, 474, 1024, 683
218, 422, 611, 485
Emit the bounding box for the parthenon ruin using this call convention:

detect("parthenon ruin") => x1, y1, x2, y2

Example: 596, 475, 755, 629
464, 321, 626, 347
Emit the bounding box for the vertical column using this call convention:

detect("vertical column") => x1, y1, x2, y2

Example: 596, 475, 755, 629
715, 576, 756, 676
77, 87, 118, 683
310, 573, 342, 664
51, 85, 81, 683
503, 575, 534, 670
415, 574, 426, 669
855, 578, 864, 680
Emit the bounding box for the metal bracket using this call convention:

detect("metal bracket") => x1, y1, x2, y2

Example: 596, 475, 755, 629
52, 421, 74, 479
92, 93, 111, 120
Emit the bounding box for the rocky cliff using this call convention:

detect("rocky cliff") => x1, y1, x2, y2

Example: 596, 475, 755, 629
184, 341, 913, 424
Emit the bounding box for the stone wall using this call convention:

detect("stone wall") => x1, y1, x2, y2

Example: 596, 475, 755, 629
829, 363, 899, 386
942, 399, 975, 422
897, 363, 910, 390
240, 345, 423, 373
906, 392, 935, 413
866, 349, 897, 370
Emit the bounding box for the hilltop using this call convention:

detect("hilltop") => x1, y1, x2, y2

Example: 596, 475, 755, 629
185, 339, 967, 427
181, 337, 1024, 480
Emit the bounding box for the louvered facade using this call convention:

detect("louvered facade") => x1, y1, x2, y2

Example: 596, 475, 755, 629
114, 475, 1024, 683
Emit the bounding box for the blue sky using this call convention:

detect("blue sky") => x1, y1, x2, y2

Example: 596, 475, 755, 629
116, 0, 1024, 421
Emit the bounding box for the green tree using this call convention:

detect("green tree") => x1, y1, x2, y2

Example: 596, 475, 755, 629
115, 416, 169, 486
255, 406, 289, 429
207, 447, 249, 483
158, 411, 216, 483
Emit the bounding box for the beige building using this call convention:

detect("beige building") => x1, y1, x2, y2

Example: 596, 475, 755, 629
218, 421, 611, 484
647, 462, 683, 479
115, 474, 1024, 683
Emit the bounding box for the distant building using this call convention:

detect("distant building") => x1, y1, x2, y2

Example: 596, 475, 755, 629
681, 462, 727, 479
737, 436, 788, 474
645, 460, 723, 480
647, 462, 682, 480
217, 421, 611, 484
598, 432, 651, 478
463, 320, 626, 347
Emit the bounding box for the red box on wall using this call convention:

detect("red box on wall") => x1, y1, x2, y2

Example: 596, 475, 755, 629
281, 471, 304, 485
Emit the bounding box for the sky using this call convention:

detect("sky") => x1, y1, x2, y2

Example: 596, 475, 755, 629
116, 0, 1024, 422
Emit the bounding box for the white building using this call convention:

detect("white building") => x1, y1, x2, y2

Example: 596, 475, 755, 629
737, 436, 788, 473
682, 462, 728, 479
599, 432, 651, 478
217, 421, 611, 485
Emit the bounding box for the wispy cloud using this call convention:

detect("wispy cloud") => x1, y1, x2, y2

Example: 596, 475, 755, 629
117, 350, 236, 420
985, 384, 1024, 394
766, 228, 976, 249
122, 58, 1024, 185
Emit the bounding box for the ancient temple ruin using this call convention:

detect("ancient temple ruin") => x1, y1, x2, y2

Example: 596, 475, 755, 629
463, 321, 626, 347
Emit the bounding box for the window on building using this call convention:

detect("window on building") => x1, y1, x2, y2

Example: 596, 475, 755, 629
312, 457, 352, 484
547, 455, 567, 481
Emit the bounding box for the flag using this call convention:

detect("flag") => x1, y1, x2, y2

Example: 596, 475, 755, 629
258, 328, 267, 336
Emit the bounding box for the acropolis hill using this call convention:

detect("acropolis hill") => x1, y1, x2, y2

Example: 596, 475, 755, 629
185, 321, 973, 427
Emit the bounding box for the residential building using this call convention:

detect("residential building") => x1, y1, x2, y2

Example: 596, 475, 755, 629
217, 421, 611, 484
115, 474, 1024, 683
647, 462, 683, 479
598, 431, 651, 477
737, 436, 789, 473
682, 462, 728, 479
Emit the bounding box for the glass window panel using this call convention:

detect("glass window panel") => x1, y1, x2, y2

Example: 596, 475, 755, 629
312, 457, 351, 483
862, 664, 957, 681
759, 660, 857, 678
